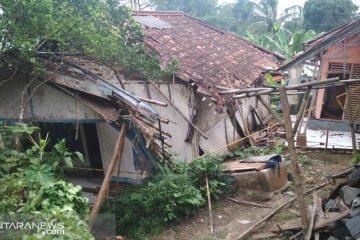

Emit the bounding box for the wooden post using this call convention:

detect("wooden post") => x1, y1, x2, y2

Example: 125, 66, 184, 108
89, 123, 127, 227
345, 83, 357, 153
149, 81, 208, 139
292, 86, 312, 135
205, 173, 214, 234
278, 86, 309, 236
257, 96, 284, 125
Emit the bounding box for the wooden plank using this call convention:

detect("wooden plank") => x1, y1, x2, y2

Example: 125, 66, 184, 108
345, 83, 357, 153
228, 197, 272, 208
270, 210, 350, 233
236, 183, 328, 240
224, 162, 266, 172
89, 123, 127, 227
252, 232, 279, 239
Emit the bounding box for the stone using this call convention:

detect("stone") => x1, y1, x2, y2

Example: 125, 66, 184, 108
351, 197, 360, 217
347, 166, 360, 184
325, 199, 338, 212
327, 237, 338, 240
345, 216, 360, 239
305, 176, 315, 184
339, 185, 360, 207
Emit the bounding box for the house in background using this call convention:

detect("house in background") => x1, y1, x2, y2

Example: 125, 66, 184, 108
278, 17, 360, 149
280, 18, 360, 121
126, 11, 284, 160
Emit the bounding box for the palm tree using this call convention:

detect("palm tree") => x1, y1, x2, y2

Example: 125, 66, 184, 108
248, 0, 303, 34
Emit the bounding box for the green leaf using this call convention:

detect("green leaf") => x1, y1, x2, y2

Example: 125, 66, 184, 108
74, 151, 84, 162
265, 73, 278, 87
64, 157, 73, 168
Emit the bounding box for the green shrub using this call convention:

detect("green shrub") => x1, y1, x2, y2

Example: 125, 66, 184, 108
21, 180, 89, 218
102, 154, 231, 239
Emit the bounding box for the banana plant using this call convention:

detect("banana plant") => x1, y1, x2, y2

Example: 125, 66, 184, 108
262, 23, 316, 60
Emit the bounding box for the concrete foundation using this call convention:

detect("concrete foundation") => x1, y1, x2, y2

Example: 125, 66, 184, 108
232, 162, 288, 192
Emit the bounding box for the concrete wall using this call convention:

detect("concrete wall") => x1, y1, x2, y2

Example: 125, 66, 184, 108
124, 81, 197, 161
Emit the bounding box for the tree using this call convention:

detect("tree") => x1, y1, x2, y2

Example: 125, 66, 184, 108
304, 0, 359, 33
154, 0, 218, 18
249, 0, 303, 34
262, 24, 316, 60
0, 0, 168, 80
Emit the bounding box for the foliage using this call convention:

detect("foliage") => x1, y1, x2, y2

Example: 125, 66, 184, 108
102, 154, 230, 240
0, 0, 171, 80
0, 123, 92, 238
351, 152, 360, 165
304, 0, 359, 33
155, 0, 218, 17
248, 0, 303, 34
21, 180, 89, 218
232, 145, 285, 159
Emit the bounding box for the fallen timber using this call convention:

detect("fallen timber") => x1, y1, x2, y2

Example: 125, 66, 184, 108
218, 77, 360, 99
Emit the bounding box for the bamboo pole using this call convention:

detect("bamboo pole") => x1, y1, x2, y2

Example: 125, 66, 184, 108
292, 86, 312, 135
149, 81, 208, 139
219, 87, 272, 95
279, 86, 308, 236
345, 83, 357, 153
89, 123, 127, 227
257, 96, 284, 125
236, 183, 328, 240
205, 173, 214, 234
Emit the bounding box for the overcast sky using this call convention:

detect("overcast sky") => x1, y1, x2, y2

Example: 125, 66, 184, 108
219, 0, 360, 15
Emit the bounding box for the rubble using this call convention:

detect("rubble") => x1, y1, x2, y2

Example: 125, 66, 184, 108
249, 166, 360, 239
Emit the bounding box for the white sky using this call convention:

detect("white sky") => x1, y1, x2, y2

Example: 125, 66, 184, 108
219, 0, 360, 15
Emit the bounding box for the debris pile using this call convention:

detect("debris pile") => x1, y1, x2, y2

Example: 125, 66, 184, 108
253, 166, 360, 240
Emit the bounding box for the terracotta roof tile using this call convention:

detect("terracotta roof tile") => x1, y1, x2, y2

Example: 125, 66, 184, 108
133, 11, 284, 106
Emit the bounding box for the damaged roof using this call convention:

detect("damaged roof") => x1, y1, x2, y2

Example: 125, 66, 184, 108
133, 11, 284, 105
279, 17, 360, 71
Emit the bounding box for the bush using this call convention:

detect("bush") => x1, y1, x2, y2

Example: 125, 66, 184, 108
102, 154, 231, 240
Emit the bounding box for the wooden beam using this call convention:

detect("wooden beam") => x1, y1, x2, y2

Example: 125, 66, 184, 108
219, 87, 272, 95
236, 183, 328, 240
257, 96, 284, 125
89, 123, 127, 227
137, 96, 168, 107
293, 86, 312, 135
149, 81, 208, 139
279, 86, 308, 236
345, 83, 357, 153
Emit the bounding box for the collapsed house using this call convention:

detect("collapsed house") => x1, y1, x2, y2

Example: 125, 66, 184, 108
0, 11, 284, 184
278, 17, 360, 150
130, 11, 284, 159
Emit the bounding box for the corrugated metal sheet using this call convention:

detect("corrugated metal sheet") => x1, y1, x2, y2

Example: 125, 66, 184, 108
134, 16, 173, 29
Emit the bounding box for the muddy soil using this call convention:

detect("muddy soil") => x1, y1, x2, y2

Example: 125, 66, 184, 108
152, 152, 353, 240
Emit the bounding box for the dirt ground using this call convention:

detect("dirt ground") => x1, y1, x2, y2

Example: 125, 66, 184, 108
152, 152, 353, 240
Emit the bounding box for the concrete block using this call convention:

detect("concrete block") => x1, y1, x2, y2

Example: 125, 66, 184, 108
232, 162, 288, 192
339, 186, 360, 207
345, 216, 360, 239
